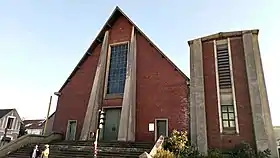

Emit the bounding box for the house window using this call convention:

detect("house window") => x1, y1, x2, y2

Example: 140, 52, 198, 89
6, 117, 14, 129
107, 44, 128, 94
221, 105, 235, 129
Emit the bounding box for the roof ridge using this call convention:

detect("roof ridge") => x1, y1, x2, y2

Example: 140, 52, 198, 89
0, 109, 14, 119
188, 29, 259, 44
58, 6, 189, 92
23, 119, 44, 121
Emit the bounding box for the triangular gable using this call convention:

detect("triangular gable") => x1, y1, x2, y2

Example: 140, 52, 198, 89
0, 109, 13, 119
0, 109, 22, 122
58, 6, 189, 92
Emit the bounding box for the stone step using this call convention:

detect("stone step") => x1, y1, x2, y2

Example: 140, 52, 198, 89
13, 147, 144, 155
5, 141, 152, 158
6, 151, 140, 158
51, 141, 153, 148
16, 145, 150, 153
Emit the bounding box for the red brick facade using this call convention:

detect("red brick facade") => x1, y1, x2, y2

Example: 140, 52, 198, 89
202, 38, 255, 149
52, 15, 189, 142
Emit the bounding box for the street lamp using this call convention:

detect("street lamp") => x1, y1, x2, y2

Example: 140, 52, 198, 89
94, 109, 106, 157
98, 110, 105, 129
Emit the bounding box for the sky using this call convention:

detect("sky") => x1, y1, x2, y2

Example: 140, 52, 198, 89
0, 1, 279, 125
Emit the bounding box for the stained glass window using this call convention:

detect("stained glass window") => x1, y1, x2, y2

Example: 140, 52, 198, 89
107, 44, 128, 94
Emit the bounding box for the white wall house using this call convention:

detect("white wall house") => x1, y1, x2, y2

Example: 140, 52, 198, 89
0, 109, 22, 142
23, 119, 44, 135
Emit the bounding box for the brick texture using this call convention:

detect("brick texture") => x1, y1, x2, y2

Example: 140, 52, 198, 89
52, 43, 101, 139
202, 37, 255, 150
52, 15, 189, 141
230, 37, 255, 148
135, 32, 188, 142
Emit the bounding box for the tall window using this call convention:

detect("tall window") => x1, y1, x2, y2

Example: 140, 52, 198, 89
6, 117, 14, 129
107, 44, 128, 94
216, 40, 236, 132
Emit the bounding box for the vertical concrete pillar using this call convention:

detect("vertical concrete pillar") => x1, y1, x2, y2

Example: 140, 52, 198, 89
189, 39, 208, 154
80, 31, 109, 140
128, 27, 137, 141
118, 26, 136, 141
243, 31, 278, 157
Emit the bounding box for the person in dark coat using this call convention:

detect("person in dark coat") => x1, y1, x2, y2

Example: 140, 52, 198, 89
36, 145, 42, 158
30, 145, 39, 158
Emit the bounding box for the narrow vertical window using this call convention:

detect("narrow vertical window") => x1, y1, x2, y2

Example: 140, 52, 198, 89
216, 40, 236, 132
107, 44, 128, 94
217, 43, 231, 89
6, 117, 14, 129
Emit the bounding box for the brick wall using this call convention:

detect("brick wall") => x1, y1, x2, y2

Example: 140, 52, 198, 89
52, 15, 189, 141
202, 37, 255, 149
52, 43, 101, 138
136, 32, 188, 141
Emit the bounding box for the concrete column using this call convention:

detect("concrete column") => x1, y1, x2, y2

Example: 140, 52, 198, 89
118, 26, 136, 141
243, 32, 278, 157
189, 39, 208, 154
128, 27, 137, 141
80, 31, 109, 140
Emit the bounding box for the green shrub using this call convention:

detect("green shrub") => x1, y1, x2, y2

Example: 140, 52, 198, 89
161, 129, 271, 158
163, 130, 188, 156
228, 142, 271, 158
207, 149, 223, 158
179, 145, 204, 158
153, 149, 176, 158
229, 142, 256, 158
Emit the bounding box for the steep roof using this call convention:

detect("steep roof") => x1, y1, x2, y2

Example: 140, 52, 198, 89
58, 6, 189, 93
23, 119, 44, 129
188, 29, 259, 45
0, 109, 13, 118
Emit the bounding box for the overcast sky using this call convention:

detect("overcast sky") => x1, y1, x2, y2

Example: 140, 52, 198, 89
0, 0, 279, 125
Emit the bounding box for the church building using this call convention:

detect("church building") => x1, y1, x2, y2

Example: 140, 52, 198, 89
52, 6, 278, 157
52, 7, 189, 143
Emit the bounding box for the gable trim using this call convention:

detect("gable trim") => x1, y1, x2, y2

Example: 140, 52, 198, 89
188, 29, 259, 45
58, 6, 189, 93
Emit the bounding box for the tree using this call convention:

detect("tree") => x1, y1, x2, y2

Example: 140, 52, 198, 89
18, 122, 27, 138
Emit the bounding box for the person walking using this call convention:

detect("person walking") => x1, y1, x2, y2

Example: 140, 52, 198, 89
31, 145, 39, 158
41, 144, 49, 158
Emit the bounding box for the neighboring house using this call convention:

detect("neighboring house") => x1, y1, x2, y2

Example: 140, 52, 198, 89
274, 126, 280, 157
23, 119, 44, 135
0, 109, 22, 142
23, 112, 56, 135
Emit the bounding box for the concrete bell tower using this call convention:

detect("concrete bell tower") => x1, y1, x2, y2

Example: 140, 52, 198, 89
188, 29, 278, 157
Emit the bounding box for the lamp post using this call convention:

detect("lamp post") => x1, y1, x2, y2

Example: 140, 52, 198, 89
93, 109, 105, 158
43, 95, 52, 135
